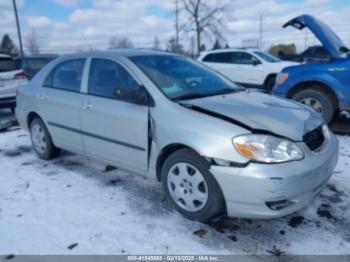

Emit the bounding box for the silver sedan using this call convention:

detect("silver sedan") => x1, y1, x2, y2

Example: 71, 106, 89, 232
16, 49, 338, 222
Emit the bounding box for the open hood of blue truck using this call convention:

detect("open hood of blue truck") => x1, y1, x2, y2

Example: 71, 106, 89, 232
283, 14, 349, 59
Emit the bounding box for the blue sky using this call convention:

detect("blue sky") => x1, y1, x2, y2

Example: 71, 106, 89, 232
1, 0, 349, 53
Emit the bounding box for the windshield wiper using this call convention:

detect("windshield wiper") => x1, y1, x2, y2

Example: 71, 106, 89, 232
172, 93, 207, 101
207, 88, 242, 96
173, 88, 242, 101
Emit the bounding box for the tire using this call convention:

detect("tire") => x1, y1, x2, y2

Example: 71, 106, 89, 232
30, 117, 60, 160
161, 149, 225, 222
292, 88, 335, 124
264, 76, 276, 92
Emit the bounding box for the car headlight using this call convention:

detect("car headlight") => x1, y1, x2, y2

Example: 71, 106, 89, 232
233, 134, 304, 163
277, 72, 289, 85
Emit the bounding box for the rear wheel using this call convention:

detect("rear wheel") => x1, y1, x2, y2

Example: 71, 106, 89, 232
292, 88, 335, 124
30, 118, 60, 159
161, 149, 225, 222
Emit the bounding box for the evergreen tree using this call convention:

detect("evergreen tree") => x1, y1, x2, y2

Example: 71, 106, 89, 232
0, 34, 19, 55
212, 39, 222, 50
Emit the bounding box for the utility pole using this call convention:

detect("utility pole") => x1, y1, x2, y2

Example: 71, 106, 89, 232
259, 14, 263, 51
175, 0, 180, 49
12, 0, 24, 56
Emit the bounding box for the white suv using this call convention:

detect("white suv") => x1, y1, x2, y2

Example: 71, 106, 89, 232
198, 49, 298, 91
0, 54, 28, 111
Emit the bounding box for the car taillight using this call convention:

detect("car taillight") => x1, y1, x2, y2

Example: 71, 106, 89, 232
14, 71, 29, 79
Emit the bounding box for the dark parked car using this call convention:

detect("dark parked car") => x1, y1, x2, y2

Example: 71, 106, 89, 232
14, 55, 57, 79
279, 46, 331, 63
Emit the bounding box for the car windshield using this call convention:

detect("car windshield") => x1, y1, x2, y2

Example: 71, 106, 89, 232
130, 55, 241, 101
253, 51, 280, 63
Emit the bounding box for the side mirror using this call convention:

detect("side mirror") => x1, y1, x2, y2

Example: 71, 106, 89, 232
113, 86, 154, 107
252, 59, 261, 66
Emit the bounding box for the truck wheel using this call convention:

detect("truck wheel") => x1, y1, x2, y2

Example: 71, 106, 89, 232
161, 149, 225, 222
292, 89, 335, 124
30, 118, 61, 160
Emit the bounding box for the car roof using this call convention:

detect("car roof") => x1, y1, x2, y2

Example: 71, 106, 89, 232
16, 54, 58, 59
199, 48, 260, 56
60, 49, 176, 60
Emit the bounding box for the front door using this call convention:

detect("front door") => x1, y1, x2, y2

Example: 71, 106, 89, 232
230, 52, 265, 86
80, 58, 149, 174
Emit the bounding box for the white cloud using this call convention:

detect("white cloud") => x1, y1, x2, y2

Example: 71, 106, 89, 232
1, 0, 349, 54
26, 16, 51, 27
50, 0, 83, 8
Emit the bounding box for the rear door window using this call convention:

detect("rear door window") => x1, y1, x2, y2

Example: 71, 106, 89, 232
203, 52, 232, 64
44, 59, 85, 92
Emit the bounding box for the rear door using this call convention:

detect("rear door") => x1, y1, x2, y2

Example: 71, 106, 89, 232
201, 52, 241, 82
38, 59, 87, 153
80, 57, 149, 174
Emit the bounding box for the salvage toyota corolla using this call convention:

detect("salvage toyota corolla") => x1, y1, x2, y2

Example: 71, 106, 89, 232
16, 49, 339, 222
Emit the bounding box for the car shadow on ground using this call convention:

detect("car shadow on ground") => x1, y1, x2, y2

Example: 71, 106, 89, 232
330, 114, 350, 135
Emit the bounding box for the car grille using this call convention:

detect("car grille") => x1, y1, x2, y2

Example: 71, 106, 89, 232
303, 126, 325, 151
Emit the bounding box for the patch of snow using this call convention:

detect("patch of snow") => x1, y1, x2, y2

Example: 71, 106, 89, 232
0, 129, 349, 255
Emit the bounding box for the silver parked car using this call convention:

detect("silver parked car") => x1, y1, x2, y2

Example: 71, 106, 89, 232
16, 50, 338, 222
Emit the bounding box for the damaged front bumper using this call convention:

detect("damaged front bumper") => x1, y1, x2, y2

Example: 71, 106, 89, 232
210, 133, 339, 219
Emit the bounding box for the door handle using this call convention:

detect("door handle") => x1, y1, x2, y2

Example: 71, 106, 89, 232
39, 92, 47, 100
83, 100, 93, 110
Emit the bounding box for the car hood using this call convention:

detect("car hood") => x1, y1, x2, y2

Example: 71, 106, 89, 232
182, 90, 323, 141
270, 61, 299, 71
283, 14, 349, 59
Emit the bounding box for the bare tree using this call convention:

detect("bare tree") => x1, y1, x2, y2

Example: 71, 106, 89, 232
109, 37, 134, 49
25, 30, 41, 55
174, 0, 181, 48
181, 0, 229, 55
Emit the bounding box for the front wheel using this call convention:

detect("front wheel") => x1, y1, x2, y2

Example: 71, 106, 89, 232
30, 118, 61, 160
292, 89, 335, 124
161, 149, 225, 222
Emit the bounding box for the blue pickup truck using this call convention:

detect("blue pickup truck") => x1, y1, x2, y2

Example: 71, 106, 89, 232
273, 15, 350, 123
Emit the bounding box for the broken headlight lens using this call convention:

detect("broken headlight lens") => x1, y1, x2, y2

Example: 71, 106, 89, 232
233, 134, 304, 163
